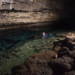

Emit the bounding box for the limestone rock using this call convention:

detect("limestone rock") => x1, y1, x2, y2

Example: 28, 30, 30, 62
11, 57, 53, 75
49, 56, 74, 71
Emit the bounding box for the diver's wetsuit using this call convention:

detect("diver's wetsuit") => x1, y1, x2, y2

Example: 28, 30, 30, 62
44, 34, 54, 38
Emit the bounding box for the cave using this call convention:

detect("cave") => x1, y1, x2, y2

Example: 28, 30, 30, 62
0, 0, 75, 75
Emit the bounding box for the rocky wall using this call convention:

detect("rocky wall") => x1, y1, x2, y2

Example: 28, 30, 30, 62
0, 9, 60, 31
0, 11, 58, 24
0, 0, 75, 31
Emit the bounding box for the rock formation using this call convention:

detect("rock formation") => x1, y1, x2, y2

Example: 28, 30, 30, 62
11, 51, 55, 75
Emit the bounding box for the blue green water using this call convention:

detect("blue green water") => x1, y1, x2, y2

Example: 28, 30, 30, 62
0, 29, 49, 54
0, 28, 70, 54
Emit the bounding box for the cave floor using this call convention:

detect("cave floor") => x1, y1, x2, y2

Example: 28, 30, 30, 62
0, 29, 74, 75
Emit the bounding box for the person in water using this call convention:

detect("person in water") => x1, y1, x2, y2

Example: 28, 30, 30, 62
42, 32, 54, 39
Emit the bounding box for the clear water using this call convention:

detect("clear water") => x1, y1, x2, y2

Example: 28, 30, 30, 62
0, 29, 49, 54
0, 28, 71, 54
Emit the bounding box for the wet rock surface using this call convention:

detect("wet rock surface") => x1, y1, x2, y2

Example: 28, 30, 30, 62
52, 33, 75, 75
11, 33, 75, 75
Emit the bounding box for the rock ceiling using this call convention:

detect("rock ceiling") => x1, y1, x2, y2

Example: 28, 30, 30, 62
0, 0, 74, 31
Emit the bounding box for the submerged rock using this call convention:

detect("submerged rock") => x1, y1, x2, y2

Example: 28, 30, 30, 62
11, 57, 53, 75
11, 51, 55, 75
0, 47, 5, 52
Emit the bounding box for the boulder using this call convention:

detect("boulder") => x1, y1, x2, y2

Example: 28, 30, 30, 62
48, 56, 74, 71
11, 57, 53, 75
11, 51, 56, 75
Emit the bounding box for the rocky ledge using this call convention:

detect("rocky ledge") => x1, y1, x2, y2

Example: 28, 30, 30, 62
0, 9, 59, 31
0, 0, 61, 31
11, 33, 75, 75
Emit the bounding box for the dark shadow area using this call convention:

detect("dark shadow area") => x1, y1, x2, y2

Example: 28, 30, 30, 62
46, 0, 75, 31
0, 28, 44, 52
48, 62, 65, 75
11, 66, 23, 75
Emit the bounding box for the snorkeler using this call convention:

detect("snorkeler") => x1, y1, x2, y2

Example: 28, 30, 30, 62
42, 32, 54, 39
